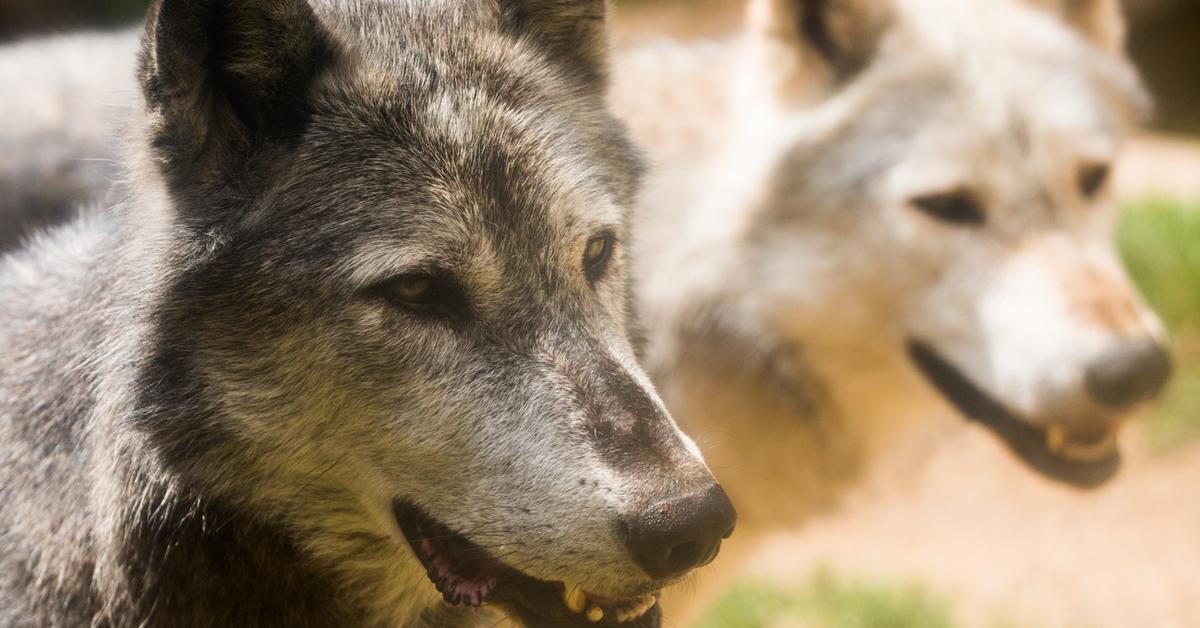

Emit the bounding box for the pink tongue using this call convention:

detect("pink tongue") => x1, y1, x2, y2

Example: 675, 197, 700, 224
458, 580, 495, 607
421, 538, 498, 607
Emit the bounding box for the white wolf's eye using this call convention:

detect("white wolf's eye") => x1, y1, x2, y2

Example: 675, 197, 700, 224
583, 232, 616, 283
1078, 163, 1110, 199
911, 191, 985, 227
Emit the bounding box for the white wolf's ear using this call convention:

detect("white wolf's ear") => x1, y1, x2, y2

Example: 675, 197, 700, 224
499, 0, 611, 88
138, 0, 334, 197
747, 0, 890, 85
1026, 0, 1127, 52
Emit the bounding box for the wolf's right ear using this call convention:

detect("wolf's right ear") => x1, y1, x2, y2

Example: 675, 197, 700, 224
1026, 0, 1126, 52
499, 0, 611, 88
747, 0, 889, 86
138, 0, 333, 197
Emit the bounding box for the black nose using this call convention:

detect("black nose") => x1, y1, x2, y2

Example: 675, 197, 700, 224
1085, 340, 1173, 408
622, 484, 737, 580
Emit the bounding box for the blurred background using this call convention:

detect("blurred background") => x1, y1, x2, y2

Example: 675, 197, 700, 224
611, 5, 1200, 628
3, 0, 1197, 136
2, 1, 1197, 627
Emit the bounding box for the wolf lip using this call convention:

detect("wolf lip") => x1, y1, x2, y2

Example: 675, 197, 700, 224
392, 500, 663, 627
1045, 424, 1119, 463
906, 340, 1120, 489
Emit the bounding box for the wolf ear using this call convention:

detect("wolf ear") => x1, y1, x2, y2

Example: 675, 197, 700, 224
138, 0, 333, 195
747, 0, 890, 84
1029, 0, 1126, 51
499, 0, 610, 88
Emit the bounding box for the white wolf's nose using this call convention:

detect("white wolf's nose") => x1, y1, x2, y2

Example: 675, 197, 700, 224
1084, 339, 1173, 408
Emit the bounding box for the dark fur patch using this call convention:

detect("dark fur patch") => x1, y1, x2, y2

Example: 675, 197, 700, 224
500, 0, 610, 88
139, 0, 334, 226
794, 0, 887, 81
119, 479, 363, 626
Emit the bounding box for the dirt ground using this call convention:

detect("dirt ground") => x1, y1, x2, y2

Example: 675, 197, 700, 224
744, 422, 1200, 628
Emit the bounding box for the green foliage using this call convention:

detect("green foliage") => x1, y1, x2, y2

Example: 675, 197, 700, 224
1119, 198, 1200, 331
1118, 198, 1200, 448
694, 568, 957, 628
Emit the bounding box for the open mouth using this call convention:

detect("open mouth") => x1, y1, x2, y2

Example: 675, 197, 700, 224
906, 340, 1120, 489
393, 500, 662, 627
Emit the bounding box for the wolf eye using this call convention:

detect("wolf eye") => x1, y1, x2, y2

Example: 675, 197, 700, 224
911, 191, 985, 226
377, 272, 466, 318
392, 275, 434, 303
583, 232, 616, 282
1078, 163, 1110, 199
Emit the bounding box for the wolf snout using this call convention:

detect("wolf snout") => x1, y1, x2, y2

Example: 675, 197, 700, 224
1084, 339, 1173, 408
621, 483, 737, 580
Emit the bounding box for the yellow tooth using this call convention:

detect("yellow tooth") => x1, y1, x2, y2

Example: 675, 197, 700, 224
587, 606, 604, 622
1045, 425, 1066, 455
563, 584, 587, 613
619, 604, 640, 622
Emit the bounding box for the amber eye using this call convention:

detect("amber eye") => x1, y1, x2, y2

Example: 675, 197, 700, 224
911, 190, 986, 226
583, 232, 616, 282
375, 271, 468, 320
390, 274, 434, 304
1078, 163, 1110, 199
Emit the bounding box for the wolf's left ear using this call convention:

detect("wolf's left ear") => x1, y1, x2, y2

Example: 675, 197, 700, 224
747, 0, 890, 86
138, 0, 334, 199
1030, 0, 1127, 52
499, 0, 611, 88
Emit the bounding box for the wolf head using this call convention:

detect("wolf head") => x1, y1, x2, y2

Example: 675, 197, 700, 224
732, 0, 1166, 487
129, 0, 733, 625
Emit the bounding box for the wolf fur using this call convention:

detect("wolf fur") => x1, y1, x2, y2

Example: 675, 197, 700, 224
611, 0, 1166, 618
0, 1, 727, 626
0, 28, 139, 252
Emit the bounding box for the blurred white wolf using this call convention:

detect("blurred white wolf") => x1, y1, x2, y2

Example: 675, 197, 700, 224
0, 29, 138, 252
613, 0, 1169, 617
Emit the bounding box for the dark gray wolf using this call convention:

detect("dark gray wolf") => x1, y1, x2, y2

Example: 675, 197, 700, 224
0, 1, 736, 626
612, 0, 1168, 618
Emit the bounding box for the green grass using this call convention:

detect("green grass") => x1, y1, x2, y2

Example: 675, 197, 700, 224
1119, 198, 1200, 331
694, 568, 957, 628
1118, 198, 1200, 448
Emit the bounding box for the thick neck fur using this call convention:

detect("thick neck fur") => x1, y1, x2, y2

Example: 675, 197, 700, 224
0, 205, 485, 626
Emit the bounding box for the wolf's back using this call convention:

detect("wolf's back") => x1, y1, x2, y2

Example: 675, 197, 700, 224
0, 28, 139, 253
0, 212, 126, 625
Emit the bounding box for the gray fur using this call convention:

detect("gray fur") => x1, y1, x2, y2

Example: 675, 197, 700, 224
0, 1, 718, 626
